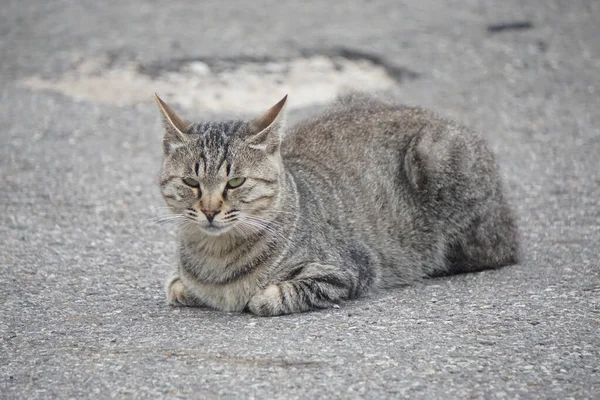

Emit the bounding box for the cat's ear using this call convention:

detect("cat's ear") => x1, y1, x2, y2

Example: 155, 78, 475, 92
248, 95, 288, 153
154, 94, 192, 153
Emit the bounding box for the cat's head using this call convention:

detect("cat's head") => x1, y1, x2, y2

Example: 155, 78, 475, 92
156, 94, 288, 237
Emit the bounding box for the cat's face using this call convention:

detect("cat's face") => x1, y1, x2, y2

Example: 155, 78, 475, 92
156, 95, 287, 237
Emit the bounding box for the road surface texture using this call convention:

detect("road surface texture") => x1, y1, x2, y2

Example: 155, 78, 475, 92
1, 1, 598, 399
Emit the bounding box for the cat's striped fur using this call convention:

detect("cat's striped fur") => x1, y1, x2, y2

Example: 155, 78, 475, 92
156, 94, 518, 316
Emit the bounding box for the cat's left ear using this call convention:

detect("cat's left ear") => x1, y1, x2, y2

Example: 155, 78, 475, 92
248, 95, 288, 154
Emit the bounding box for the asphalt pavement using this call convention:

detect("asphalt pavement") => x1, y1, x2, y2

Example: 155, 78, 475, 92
1, 1, 599, 398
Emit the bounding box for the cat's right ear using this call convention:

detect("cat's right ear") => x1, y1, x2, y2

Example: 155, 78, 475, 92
154, 94, 192, 153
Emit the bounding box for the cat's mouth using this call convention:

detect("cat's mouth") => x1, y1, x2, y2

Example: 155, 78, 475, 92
198, 223, 232, 237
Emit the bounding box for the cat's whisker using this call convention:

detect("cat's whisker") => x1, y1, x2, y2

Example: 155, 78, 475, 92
237, 221, 287, 244
147, 214, 188, 226
237, 208, 297, 217
179, 218, 204, 233
222, 212, 240, 222
239, 218, 294, 245
231, 219, 260, 237
232, 222, 257, 239
243, 215, 288, 230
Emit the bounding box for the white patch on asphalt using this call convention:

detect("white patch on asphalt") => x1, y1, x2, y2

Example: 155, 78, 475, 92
21, 56, 397, 113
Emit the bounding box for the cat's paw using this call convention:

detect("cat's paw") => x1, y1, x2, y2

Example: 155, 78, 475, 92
166, 275, 195, 307
246, 285, 285, 317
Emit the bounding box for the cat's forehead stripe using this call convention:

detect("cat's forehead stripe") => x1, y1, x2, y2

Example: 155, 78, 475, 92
190, 121, 246, 177
194, 120, 244, 140
193, 121, 246, 160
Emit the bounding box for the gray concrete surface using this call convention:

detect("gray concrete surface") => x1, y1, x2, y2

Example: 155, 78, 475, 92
1, 1, 599, 398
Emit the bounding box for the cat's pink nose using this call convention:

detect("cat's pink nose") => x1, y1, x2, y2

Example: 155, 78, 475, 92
202, 209, 221, 223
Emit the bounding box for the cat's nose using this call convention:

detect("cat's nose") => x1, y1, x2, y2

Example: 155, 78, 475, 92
202, 209, 221, 223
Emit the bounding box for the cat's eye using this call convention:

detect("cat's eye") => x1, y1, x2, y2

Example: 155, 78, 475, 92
226, 177, 246, 189
182, 177, 200, 187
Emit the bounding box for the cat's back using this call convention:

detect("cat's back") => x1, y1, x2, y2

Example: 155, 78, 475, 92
282, 95, 448, 167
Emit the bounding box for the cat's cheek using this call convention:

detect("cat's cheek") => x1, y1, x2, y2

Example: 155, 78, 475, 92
162, 185, 195, 208
161, 193, 183, 209
162, 185, 181, 201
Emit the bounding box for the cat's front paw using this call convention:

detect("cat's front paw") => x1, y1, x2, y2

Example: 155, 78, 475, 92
246, 285, 285, 317
166, 275, 195, 307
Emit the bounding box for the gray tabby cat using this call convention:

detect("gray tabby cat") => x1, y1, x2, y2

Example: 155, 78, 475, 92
155, 93, 518, 316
